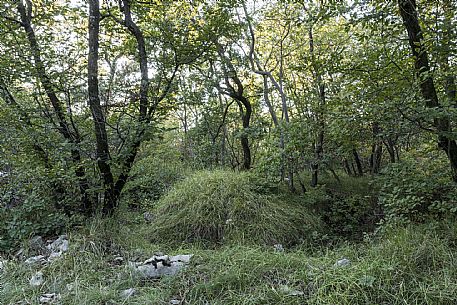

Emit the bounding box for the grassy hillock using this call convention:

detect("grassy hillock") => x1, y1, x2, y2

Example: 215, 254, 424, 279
149, 170, 323, 246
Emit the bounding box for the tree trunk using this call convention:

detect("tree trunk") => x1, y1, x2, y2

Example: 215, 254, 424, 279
309, 27, 325, 188
88, 0, 116, 214
398, 0, 457, 181
215, 42, 252, 170
440, 0, 456, 107
343, 158, 353, 176
384, 137, 397, 163
239, 97, 252, 170
370, 122, 383, 174
352, 148, 363, 176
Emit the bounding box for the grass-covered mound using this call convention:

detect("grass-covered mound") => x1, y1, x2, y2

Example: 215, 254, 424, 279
149, 170, 322, 246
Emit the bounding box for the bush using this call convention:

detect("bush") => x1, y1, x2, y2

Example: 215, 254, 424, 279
376, 157, 457, 225
0, 167, 67, 252
150, 170, 323, 246
308, 176, 380, 239
121, 141, 188, 207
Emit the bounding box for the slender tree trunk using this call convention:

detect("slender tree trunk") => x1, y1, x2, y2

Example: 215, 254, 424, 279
384, 137, 397, 163
370, 123, 383, 174
215, 42, 252, 170
343, 158, 353, 176
309, 27, 325, 187
440, 0, 456, 107
107, 0, 152, 210
351, 162, 357, 176
398, 0, 457, 182
239, 97, 252, 170
88, 0, 116, 214
352, 148, 363, 176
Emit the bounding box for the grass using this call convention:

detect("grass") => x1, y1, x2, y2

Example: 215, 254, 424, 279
149, 170, 323, 247
1, 208, 456, 304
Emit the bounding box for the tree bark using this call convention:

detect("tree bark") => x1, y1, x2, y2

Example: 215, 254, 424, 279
215, 43, 252, 170
343, 158, 353, 176
370, 122, 383, 174
109, 0, 151, 210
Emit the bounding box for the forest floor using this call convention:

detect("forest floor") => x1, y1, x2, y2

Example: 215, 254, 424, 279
1, 206, 457, 305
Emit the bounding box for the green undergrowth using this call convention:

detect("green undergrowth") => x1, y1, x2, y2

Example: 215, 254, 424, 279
149, 170, 323, 247
170, 222, 457, 304
1, 214, 456, 304
302, 174, 381, 239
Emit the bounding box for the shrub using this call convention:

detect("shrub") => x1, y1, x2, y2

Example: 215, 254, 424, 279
121, 141, 188, 207
0, 167, 67, 252
309, 176, 380, 239
150, 170, 323, 246
376, 157, 457, 225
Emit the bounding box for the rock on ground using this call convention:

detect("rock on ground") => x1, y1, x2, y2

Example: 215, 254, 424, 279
39, 293, 60, 304
30, 271, 44, 287
120, 288, 136, 298
335, 258, 351, 267
24, 235, 70, 265
25, 255, 47, 265
130, 254, 193, 280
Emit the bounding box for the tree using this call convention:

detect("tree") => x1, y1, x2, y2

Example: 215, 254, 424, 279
398, 0, 457, 182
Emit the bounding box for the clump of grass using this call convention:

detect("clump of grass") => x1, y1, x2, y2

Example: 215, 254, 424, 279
150, 170, 323, 246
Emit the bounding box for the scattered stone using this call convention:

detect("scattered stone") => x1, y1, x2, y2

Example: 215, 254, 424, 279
46, 235, 69, 253
143, 212, 154, 222
120, 288, 136, 298
136, 261, 185, 279
39, 293, 60, 304
170, 300, 181, 305
144, 255, 170, 266
113, 256, 124, 265
0, 259, 5, 270
225, 218, 233, 225
25, 255, 47, 265
130, 254, 193, 280
30, 271, 44, 286
22, 235, 71, 265
279, 285, 304, 296
274, 244, 284, 253
169, 254, 193, 263
47, 251, 62, 262
335, 258, 351, 267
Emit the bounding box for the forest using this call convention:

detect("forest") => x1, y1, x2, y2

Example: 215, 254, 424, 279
0, 0, 457, 304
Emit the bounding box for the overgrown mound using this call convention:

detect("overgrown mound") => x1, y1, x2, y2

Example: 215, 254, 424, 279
150, 170, 322, 246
